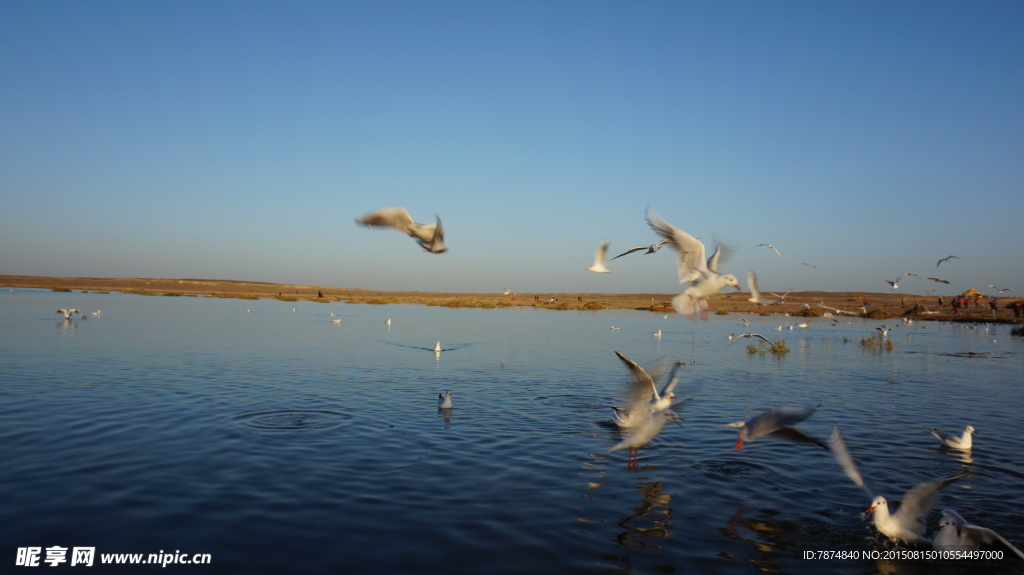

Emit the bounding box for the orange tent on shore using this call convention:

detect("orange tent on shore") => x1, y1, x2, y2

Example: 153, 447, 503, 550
960, 288, 983, 298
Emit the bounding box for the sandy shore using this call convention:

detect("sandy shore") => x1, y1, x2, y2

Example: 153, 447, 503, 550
2, 274, 1021, 323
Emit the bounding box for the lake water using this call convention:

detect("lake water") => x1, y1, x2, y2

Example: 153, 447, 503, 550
2, 289, 1022, 574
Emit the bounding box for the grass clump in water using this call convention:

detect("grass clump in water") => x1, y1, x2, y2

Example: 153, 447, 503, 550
860, 335, 894, 351
746, 338, 790, 356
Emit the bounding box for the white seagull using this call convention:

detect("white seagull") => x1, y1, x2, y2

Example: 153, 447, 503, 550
989, 285, 1016, 294
926, 425, 975, 450
645, 207, 740, 319
438, 391, 454, 409
611, 239, 671, 260
609, 351, 682, 427
876, 325, 892, 337
746, 271, 763, 305
355, 206, 447, 254
936, 255, 959, 268
725, 404, 825, 450
827, 425, 968, 544
754, 243, 782, 257
586, 240, 612, 273
933, 509, 1024, 558
56, 309, 80, 319
927, 277, 950, 284
434, 341, 442, 353
727, 333, 772, 348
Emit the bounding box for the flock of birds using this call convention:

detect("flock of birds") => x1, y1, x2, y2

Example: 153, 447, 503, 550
354, 205, 1015, 310
599, 349, 1022, 556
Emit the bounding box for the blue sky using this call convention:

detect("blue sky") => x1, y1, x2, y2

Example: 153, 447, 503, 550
2, 1, 1021, 296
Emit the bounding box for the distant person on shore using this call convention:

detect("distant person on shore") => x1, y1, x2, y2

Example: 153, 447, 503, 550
1013, 301, 1022, 318
938, 296, 943, 307
317, 290, 323, 299
989, 299, 998, 317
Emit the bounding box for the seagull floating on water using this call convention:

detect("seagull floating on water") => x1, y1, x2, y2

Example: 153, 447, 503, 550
754, 243, 782, 257
586, 240, 612, 273
927, 425, 975, 450
434, 341, 442, 352
827, 425, 968, 544
56, 309, 80, 319
438, 391, 453, 409
355, 206, 447, 253
933, 509, 1024, 558
726, 404, 826, 450
611, 239, 670, 260
645, 207, 739, 319
936, 255, 959, 268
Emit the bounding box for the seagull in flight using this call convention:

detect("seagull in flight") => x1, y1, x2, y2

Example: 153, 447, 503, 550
725, 404, 826, 450
609, 351, 683, 427
801, 262, 817, 270
645, 208, 739, 319
875, 325, 892, 337
586, 240, 612, 273
754, 243, 782, 257
933, 509, 1024, 558
611, 240, 671, 260
936, 255, 959, 267
827, 425, 968, 544
746, 271, 764, 305
56, 308, 80, 319
988, 285, 1015, 294
356, 206, 446, 253
927, 277, 950, 284
727, 333, 771, 347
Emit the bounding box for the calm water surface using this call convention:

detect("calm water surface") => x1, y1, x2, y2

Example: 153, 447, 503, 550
2, 289, 1022, 574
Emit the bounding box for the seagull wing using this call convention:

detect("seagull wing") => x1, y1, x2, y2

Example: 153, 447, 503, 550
827, 425, 877, 498
960, 524, 1024, 559
614, 351, 659, 405
646, 208, 707, 284
768, 426, 829, 449
355, 206, 416, 233
611, 246, 649, 260
892, 468, 968, 537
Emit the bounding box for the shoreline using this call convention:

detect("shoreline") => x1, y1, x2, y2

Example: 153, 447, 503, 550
2, 274, 1021, 324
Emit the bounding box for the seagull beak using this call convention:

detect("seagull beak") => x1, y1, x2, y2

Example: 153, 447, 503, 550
733, 284, 741, 290
866, 505, 876, 514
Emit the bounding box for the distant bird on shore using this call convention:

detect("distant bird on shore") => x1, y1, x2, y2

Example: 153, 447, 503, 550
586, 240, 612, 273
56, 308, 80, 319
936, 255, 959, 267
645, 207, 740, 319
611, 239, 670, 260
754, 243, 782, 257
927, 425, 975, 450
355, 206, 446, 254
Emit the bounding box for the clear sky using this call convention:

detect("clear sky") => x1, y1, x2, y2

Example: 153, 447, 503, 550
2, 1, 1021, 296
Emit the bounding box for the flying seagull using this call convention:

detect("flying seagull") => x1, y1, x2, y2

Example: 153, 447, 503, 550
725, 404, 826, 450
827, 425, 968, 544
933, 509, 1024, 558
927, 277, 950, 284
356, 207, 447, 253
645, 207, 740, 319
609, 351, 681, 427
754, 243, 782, 257
56, 308, 80, 319
936, 255, 959, 268
727, 333, 772, 347
611, 240, 671, 260
801, 263, 818, 270
586, 240, 612, 273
